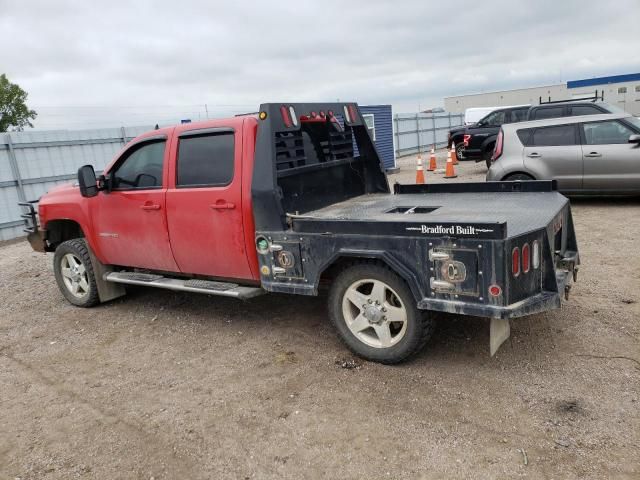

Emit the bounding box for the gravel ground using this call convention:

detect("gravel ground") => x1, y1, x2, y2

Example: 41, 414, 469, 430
1, 157, 639, 479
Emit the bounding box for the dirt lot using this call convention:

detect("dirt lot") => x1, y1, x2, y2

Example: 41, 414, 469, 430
1, 156, 639, 479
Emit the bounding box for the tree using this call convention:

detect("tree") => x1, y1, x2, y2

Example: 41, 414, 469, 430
0, 74, 37, 132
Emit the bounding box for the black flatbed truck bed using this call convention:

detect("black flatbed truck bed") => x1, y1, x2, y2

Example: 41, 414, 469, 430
249, 103, 579, 360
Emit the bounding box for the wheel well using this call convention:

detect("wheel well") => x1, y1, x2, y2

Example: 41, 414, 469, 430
45, 220, 84, 249
318, 256, 419, 300
501, 172, 535, 181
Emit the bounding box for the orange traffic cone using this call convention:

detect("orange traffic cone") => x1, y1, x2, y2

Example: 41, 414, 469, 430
427, 146, 437, 171
415, 154, 425, 184
451, 144, 459, 165
444, 148, 457, 179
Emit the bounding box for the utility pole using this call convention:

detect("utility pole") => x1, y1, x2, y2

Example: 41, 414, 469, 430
204, 104, 209, 119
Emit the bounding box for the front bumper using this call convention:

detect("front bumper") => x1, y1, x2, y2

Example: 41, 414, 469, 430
18, 201, 46, 252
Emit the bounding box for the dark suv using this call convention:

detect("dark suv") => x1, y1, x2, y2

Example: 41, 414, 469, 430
449, 98, 622, 168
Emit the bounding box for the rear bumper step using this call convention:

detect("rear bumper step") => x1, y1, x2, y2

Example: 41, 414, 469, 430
104, 272, 265, 299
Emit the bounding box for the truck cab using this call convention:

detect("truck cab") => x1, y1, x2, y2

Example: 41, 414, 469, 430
22, 103, 580, 364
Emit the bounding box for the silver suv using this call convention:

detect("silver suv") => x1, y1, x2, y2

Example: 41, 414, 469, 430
487, 113, 640, 193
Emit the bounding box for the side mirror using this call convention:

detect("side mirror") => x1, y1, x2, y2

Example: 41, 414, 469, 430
78, 165, 99, 198
628, 134, 640, 145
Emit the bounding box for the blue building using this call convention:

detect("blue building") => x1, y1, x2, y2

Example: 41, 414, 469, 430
360, 105, 396, 171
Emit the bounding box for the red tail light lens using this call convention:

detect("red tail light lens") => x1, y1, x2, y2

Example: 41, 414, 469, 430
522, 243, 530, 273
489, 285, 502, 297
492, 129, 504, 162
512, 247, 520, 277
280, 105, 292, 128
463, 134, 471, 147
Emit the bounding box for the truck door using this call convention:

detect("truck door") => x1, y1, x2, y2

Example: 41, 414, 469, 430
580, 119, 640, 191
165, 126, 254, 279
523, 124, 582, 191
94, 137, 179, 272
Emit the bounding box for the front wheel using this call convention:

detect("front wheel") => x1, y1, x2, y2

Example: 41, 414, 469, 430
455, 143, 466, 161
328, 263, 435, 364
53, 239, 100, 307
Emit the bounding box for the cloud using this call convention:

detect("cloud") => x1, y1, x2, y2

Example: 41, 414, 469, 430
1, 0, 639, 128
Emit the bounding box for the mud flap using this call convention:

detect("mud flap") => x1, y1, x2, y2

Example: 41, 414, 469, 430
87, 247, 126, 303
490, 318, 510, 356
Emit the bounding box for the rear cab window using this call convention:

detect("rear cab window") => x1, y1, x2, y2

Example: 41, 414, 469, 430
570, 105, 601, 116
530, 106, 565, 120
176, 130, 235, 187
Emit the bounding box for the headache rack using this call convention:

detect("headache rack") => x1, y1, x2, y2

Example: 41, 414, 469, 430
274, 116, 356, 178
538, 89, 604, 104
18, 200, 39, 234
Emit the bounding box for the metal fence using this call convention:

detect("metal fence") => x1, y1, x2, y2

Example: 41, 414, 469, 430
0, 126, 154, 241
394, 112, 464, 158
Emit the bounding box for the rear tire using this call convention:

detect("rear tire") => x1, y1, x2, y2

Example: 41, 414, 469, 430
53, 239, 100, 307
504, 173, 535, 181
328, 263, 435, 364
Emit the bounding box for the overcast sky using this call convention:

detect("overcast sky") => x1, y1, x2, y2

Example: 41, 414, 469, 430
2, 0, 639, 130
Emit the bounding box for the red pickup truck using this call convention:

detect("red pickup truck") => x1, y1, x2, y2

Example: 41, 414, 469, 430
21, 102, 579, 363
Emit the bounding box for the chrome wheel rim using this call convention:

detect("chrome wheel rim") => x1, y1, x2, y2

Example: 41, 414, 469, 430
60, 253, 89, 298
456, 144, 466, 160
341, 278, 408, 348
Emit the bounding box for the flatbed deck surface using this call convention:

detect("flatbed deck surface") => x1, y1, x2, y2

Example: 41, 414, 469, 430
302, 192, 568, 238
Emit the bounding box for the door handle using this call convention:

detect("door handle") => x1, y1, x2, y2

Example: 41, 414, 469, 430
210, 202, 235, 210
584, 152, 602, 158
526, 153, 541, 158
140, 203, 161, 211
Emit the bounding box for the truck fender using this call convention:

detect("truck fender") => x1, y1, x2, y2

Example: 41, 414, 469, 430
480, 134, 497, 155
316, 249, 424, 304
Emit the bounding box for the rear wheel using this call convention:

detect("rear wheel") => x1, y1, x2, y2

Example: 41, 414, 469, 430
53, 239, 100, 307
504, 173, 535, 181
328, 263, 435, 364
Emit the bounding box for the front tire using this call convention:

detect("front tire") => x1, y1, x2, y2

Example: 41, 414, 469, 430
455, 143, 466, 161
53, 239, 100, 307
328, 263, 435, 364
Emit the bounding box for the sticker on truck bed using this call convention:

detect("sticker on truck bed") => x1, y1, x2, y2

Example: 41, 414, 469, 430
292, 219, 506, 239
406, 224, 495, 236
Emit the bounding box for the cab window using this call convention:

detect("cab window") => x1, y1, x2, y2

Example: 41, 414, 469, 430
176, 131, 235, 187
570, 105, 600, 116
111, 140, 166, 190
582, 120, 635, 145
531, 106, 565, 120
481, 110, 506, 126
510, 109, 529, 123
